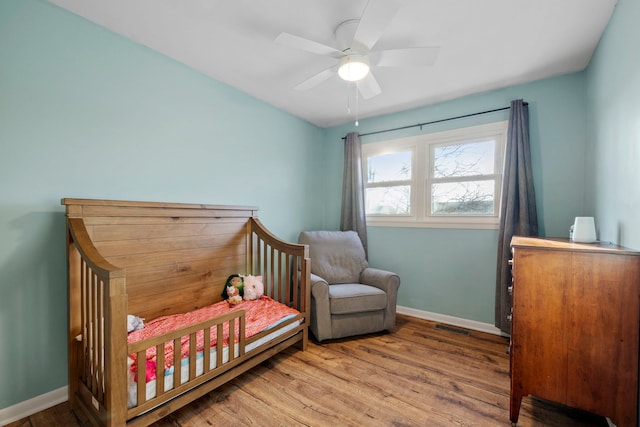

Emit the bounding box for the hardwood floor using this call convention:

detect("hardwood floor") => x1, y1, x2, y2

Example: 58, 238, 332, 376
8, 315, 608, 427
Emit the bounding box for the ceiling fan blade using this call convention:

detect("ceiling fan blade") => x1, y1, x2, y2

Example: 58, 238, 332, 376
294, 67, 336, 91
357, 73, 382, 100
275, 32, 342, 58
353, 0, 401, 51
374, 47, 440, 67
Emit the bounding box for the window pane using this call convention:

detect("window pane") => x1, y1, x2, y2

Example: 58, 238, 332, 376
431, 181, 495, 215
366, 186, 411, 215
433, 140, 495, 178
368, 151, 411, 183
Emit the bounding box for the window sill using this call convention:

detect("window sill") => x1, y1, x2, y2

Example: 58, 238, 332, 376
366, 218, 499, 230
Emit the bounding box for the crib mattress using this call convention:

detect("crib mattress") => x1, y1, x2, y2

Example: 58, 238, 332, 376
127, 296, 300, 407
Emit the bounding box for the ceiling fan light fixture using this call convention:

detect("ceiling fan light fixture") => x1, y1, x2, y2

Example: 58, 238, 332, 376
338, 55, 370, 82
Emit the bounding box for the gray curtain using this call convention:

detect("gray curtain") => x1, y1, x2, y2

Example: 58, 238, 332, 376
495, 99, 538, 334
341, 132, 368, 256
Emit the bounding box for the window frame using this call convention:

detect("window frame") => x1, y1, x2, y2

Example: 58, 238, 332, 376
362, 121, 508, 229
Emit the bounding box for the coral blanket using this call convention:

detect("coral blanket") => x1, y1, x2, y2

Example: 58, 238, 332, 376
128, 296, 299, 381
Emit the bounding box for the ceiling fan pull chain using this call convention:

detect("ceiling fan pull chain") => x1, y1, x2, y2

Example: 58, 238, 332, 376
355, 82, 360, 127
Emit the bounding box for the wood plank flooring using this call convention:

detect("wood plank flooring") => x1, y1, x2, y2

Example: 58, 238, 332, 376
8, 315, 609, 427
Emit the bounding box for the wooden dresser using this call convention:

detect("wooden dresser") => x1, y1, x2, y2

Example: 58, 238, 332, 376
509, 236, 640, 427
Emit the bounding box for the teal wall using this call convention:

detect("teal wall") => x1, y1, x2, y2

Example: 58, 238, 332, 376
0, 0, 324, 409
1, 0, 636, 413
323, 73, 588, 323
586, 0, 640, 249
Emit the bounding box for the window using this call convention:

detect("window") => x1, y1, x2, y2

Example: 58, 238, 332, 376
362, 121, 507, 229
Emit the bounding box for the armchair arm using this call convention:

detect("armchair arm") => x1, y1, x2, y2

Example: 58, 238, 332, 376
360, 268, 401, 331
360, 268, 400, 293
309, 273, 333, 341
310, 273, 329, 298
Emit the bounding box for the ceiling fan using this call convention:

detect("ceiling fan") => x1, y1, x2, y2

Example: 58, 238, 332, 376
275, 0, 440, 100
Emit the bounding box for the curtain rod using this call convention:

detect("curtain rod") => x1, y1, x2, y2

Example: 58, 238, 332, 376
342, 102, 527, 140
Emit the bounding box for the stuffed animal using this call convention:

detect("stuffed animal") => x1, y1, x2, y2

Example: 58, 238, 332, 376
243, 284, 258, 301
127, 314, 145, 333
225, 284, 243, 306
222, 274, 244, 306
242, 275, 264, 300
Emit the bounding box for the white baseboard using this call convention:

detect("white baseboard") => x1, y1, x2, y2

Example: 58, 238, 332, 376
0, 386, 67, 427
397, 305, 507, 337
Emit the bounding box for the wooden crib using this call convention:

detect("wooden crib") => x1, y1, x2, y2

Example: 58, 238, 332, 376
62, 198, 310, 426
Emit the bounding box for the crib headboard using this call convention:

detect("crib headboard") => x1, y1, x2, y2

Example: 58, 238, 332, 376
62, 198, 259, 320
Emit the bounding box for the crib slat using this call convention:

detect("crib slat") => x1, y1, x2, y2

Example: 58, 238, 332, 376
85, 263, 92, 390
216, 323, 223, 367
238, 316, 245, 358
279, 250, 286, 305
229, 319, 236, 361
189, 332, 197, 380
136, 350, 146, 406
91, 272, 98, 397
287, 253, 293, 307
259, 240, 266, 295
156, 343, 164, 399
203, 328, 211, 374
96, 279, 104, 403
173, 337, 181, 388
270, 245, 275, 300
81, 261, 88, 386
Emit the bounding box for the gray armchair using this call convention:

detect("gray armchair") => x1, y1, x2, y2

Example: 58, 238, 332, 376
298, 230, 400, 342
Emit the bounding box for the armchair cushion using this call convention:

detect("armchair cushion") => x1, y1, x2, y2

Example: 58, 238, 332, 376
329, 284, 387, 315
299, 231, 367, 284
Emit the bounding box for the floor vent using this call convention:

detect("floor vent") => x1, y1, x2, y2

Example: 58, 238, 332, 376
435, 324, 470, 335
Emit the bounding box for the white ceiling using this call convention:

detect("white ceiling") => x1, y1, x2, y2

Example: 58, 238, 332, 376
48, 0, 617, 128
